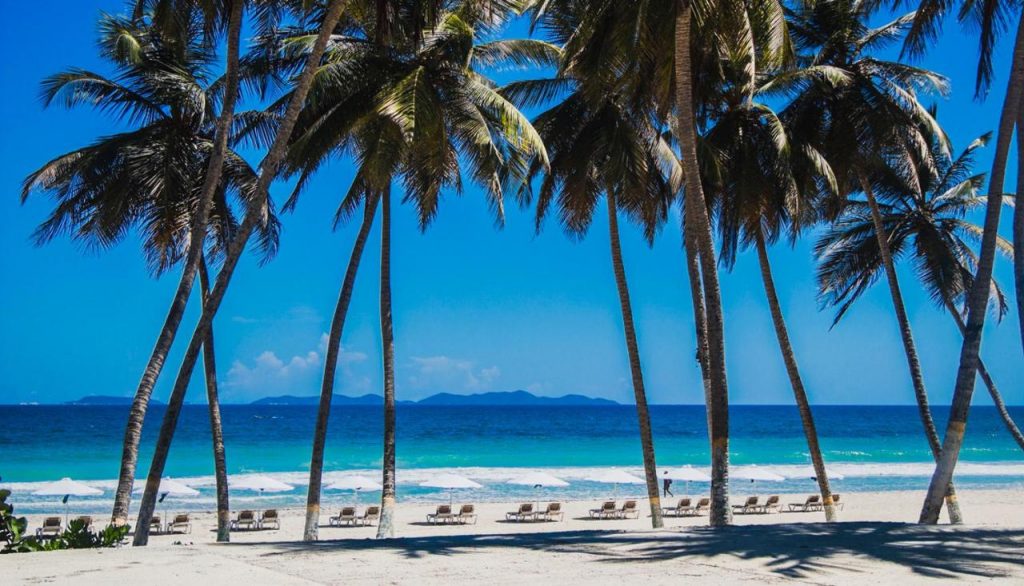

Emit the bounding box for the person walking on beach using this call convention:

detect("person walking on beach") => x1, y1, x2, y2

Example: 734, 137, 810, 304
662, 472, 673, 498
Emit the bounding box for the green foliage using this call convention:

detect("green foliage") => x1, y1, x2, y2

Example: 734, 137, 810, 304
0, 491, 130, 554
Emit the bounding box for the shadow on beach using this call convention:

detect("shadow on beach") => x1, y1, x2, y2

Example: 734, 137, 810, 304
228, 522, 1024, 581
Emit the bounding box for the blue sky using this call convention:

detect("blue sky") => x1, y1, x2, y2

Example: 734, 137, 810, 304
0, 1, 1020, 406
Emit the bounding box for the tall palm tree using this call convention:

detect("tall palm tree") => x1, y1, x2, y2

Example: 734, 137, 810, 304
132, 0, 351, 546
816, 127, 1024, 451
902, 0, 1024, 525
107, 0, 246, 524
782, 0, 965, 523
514, 79, 679, 527
229, 0, 548, 539
704, 39, 841, 520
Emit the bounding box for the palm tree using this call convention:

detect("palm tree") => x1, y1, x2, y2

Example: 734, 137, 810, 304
132, 0, 350, 546
816, 127, 1024, 452
901, 0, 1024, 526
107, 0, 246, 524
514, 79, 680, 528
703, 39, 840, 520
231, 0, 548, 539
782, 0, 965, 523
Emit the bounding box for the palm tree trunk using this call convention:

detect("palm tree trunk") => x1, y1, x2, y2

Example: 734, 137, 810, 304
674, 4, 732, 526
921, 12, 1024, 524
943, 300, 1024, 451
376, 186, 397, 539
606, 191, 663, 529
110, 0, 245, 524
1014, 107, 1024, 356
131, 1, 349, 546
683, 226, 713, 436
753, 232, 837, 521
199, 257, 230, 543
859, 175, 963, 524
303, 194, 380, 542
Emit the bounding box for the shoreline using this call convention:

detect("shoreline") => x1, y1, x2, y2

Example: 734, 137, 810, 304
6, 489, 1023, 584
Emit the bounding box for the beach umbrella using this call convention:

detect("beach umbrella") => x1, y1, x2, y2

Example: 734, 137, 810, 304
799, 466, 845, 481
33, 478, 102, 524
231, 475, 294, 494
326, 475, 382, 508
584, 470, 645, 499
134, 478, 199, 526
419, 473, 483, 504
507, 472, 569, 509
661, 467, 711, 496
733, 467, 786, 490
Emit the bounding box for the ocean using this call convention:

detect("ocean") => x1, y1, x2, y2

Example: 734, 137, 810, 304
2, 404, 1022, 514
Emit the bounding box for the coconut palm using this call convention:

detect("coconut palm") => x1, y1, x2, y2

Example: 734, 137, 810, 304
782, 0, 965, 523
230, 0, 548, 539
132, 0, 350, 546
899, 0, 1024, 526
816, 127, 1024, 451
21, 7, 277, 541
703, 37, 841, 520
106, 0, 247, 525
511, 77, 679, 528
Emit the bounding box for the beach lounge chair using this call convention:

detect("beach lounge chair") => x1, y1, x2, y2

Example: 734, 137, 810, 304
832, 493, 845, 510
168, 513, 192, 534
330, 507, 357, 526
358, 506, 380, 527
427, 505, 454, 524
662, 498, 691, 517
506, 503, 535, 522
763, 495, 781, 513
231, 510, 258, 531
617, 500, 640, 519
260, 509, 280, 530
539, 502, 564, 522
455, 504, 477, 525
732, 496, 760, 514
589, 501, 617, 519
149, 515, 163, 534
787, 495, 821, 512
36, 517, 62, 538
692, 497, 710, 515
74, 516, 95, 533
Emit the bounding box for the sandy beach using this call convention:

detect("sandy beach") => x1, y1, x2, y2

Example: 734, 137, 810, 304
6, 489, 1023, 584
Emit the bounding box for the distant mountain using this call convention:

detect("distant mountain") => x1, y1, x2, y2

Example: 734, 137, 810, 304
416, 390, 618, 406
66, 395, 165, 406
249, 390, 617, 406
250, 394, 384, 406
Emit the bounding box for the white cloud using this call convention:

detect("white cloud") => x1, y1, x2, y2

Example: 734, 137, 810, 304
407, 356, 500, 391
231, 316, 259, 324
226, 349, 322, 391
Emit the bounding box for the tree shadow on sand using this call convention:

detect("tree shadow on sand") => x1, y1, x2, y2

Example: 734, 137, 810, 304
231, 522, 1024, 580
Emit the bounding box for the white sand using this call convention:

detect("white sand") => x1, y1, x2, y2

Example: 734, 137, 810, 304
6, 489, 1024, 584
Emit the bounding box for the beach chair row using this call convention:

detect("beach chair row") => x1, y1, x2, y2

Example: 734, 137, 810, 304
230, 509, 280, 530
727, 493, 845, 515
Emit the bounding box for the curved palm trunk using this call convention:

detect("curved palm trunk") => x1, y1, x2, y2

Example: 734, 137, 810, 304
859, 176, 963, 523
921, 13, 1024, 524
376, 187, 397, 539
675, 5, 731, 526
110, 0, 245, 524
132, 1, 350, 546
1015, 108, 1024, 356
944, 301, 1024, 451
303, 194, 380, 541
606, 192, 663, 528
753, 233, 836, 521
199, 257, 230, 543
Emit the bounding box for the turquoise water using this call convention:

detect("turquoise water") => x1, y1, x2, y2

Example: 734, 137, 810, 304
1, 404, 1021, 513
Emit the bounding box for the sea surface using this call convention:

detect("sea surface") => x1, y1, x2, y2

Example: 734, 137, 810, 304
1, 404, 1022, 514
